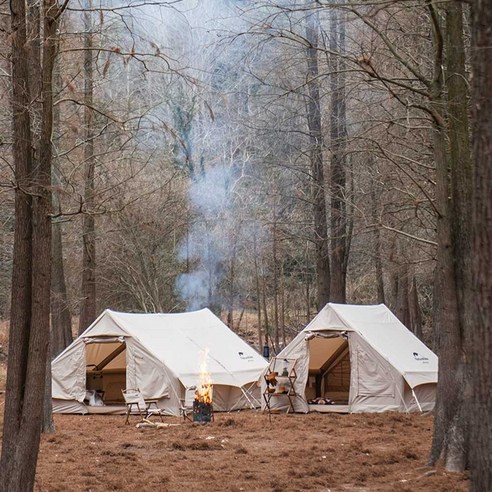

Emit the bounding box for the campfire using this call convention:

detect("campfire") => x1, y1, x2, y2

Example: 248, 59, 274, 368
193, 349, 213, 423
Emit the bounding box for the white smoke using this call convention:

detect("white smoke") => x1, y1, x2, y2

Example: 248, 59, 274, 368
176, 165, 234, 311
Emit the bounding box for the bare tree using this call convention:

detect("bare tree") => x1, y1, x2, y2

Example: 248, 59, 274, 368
305, 8, 330, 307
327, 6, 349, 303
78, 0, 97, 334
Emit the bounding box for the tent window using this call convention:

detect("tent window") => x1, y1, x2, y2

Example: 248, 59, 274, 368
86, 340, 127, 404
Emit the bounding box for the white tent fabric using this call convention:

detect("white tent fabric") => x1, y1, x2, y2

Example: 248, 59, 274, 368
52, 309, 268, 416
261, 303, 438, 414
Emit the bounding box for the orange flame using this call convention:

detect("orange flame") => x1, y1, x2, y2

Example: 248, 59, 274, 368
195, 349, 213, 405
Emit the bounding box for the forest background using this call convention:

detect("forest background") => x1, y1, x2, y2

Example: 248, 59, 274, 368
0, 0, 490, 491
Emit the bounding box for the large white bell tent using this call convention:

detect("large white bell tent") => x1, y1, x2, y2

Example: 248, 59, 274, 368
52, 309, 268, 415
261, 303, 438, 414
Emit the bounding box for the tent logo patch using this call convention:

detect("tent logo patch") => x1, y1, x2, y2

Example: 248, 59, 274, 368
413, 352, 429, 363
238, 351, 253, 361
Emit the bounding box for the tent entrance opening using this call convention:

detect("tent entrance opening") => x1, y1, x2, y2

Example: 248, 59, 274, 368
306, 336, 350, 405
85, 340, 126, 405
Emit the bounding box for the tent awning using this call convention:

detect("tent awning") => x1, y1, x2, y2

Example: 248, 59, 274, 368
403, 370, 438, 388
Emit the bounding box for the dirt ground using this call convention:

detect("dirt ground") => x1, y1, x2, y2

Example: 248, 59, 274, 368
12, 408, 464, 492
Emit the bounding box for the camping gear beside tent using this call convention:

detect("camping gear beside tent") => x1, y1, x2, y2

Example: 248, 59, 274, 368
260, 303, 438, 414
52, 308, 268, 416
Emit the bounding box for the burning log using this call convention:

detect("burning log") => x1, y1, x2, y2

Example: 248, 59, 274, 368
193, 383, 213, 423
192, 350, 214, 423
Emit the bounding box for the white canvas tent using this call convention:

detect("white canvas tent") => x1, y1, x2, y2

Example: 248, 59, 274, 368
52, 309, 268, 416
261, 303, 438, 413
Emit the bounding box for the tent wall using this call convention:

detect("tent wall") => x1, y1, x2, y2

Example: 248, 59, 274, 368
125, 338, 173, 400
403, 383, 436, 412
349, 333, 407, 412
260, 335, 310, 413
52, 339, 86, 403
53, 399, 87, 414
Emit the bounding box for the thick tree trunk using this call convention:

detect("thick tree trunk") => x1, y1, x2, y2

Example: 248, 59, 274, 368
79, 4, 97, 334
469, 0, 492, 488
427, 0, 469, 470
443, 3, 473, 472
0, 0, 34, 486
329, 7, 348, 303
35, 0, 57, 438
26, 0, 55, 435
305, 10, 330, 308
428, 123, 465, 470
0, 0, 57, 486
430, 0, 472, 472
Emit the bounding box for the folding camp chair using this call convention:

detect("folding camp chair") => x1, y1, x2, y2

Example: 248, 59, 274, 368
179, 386, 196, 421
122, 389, 164, 425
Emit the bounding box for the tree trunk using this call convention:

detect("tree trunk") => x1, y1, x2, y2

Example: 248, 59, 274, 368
428, 121, 465, 470
226, 241, 237, 330
51, 61, 72, 358
0, 0, 57, 485
261, 277, 270, 349
409, 276, 423, 340
35, 0, 58, 438
272, 213, 280, 350
0, 0, 34, 485
305, 9, 330, 308
253, 236, 263, 351
469, 0, 492, 488
429, 0, 472, 471
79, 3, 97, 335
329, 7, 348, 303
394, 263, 422, 338
394, 262, 410, 326
305, 270, 311, 322
370, 158, 385, 303
51, 213, 73, 355
444, 1, 473, 473
280, 262, 286, 348
43, 346, 55, 433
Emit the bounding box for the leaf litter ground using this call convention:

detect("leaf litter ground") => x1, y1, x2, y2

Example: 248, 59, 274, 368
19, 407, 469, 491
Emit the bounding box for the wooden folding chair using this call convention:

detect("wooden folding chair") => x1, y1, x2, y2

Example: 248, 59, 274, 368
122, 389, 164, 425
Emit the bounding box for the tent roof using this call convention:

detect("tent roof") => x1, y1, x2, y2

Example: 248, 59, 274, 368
301, 303, 438, 388
81, 308, 268, 388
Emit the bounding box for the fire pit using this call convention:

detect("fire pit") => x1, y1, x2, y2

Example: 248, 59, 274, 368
193, 383, 213, 423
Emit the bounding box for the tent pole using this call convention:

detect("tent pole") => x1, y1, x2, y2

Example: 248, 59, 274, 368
244, 382, 261, 407
411, 388, 423, 412
240, 385, 258, 409
230, 385, 258, 411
